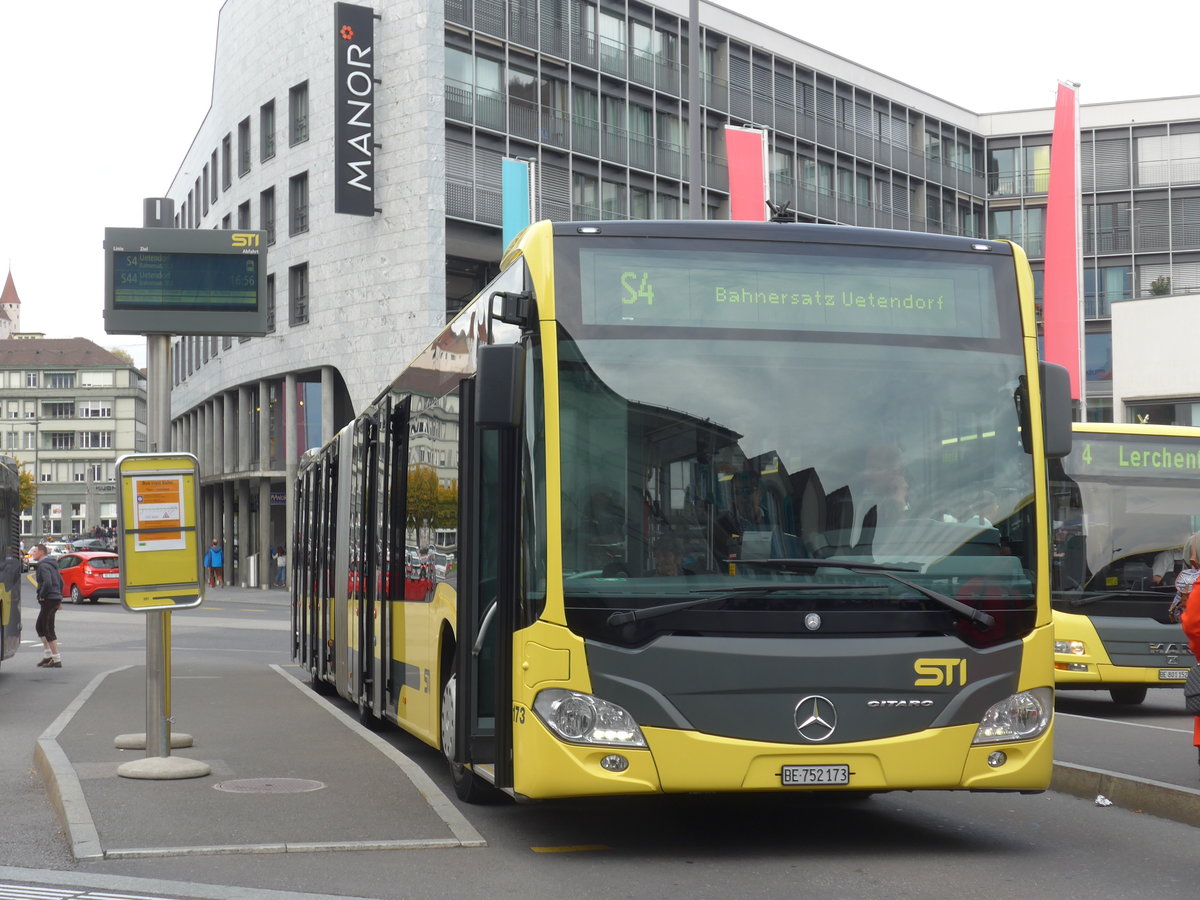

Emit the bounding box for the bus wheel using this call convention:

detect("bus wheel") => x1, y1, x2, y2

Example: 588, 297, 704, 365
1109, 686, 1148, 705
440, 672, 492, 803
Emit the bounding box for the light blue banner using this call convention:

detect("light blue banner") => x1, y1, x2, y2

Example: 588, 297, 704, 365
502, 159, 532, 250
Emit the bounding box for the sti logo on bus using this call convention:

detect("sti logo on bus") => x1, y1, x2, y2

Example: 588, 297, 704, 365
231, 233, 259, 249
913, 658, 967, 686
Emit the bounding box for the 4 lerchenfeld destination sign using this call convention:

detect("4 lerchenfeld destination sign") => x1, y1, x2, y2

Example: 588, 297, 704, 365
103, 227, 268, 336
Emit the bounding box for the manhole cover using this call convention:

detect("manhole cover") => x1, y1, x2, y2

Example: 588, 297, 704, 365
214, 778, 326, 794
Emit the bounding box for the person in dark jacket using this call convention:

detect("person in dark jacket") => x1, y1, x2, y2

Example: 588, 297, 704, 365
30, 544, 64, 668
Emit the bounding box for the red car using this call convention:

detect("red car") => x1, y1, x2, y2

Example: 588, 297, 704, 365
57, 551, 121, 603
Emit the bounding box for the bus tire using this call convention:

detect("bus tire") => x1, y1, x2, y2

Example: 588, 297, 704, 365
1109, 686, 1148, 705
441, 672, 492, 803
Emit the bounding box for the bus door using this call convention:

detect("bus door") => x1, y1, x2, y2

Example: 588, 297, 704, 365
353, 415, 380, 715
456, 378, 517, 791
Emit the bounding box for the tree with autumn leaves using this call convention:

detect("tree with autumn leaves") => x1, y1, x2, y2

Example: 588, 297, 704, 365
406, 464, 458, 542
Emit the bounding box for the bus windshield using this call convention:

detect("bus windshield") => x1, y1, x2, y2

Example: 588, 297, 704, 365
551, 235, 1036, 645
1051, 430, 1200, 595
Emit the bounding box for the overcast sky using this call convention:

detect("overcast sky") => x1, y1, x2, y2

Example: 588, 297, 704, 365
1, 0, 1196, 370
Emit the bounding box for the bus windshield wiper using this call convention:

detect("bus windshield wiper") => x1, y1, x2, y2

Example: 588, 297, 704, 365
605, 584, 866, 627
733, 558, 995, 629
1054, 589, 1170, 609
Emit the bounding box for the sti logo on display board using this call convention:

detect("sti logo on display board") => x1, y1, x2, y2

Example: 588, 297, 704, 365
334, 3, 376, 216
103, 227, 268, 336
116, 453, 204, 611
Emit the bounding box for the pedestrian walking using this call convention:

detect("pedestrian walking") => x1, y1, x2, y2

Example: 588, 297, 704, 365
1182, 533, 1200, 771
274, 545, 287, 587
30, 543, 64, 668
204, 539, 225, 588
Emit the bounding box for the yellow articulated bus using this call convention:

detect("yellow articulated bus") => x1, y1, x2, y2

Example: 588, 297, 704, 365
0, 456, 21, 672
1050, 422, 1197, 704
293, 221, 1072, 802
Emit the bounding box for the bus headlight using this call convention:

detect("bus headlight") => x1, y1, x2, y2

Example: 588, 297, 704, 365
1054, 640, 1086, 656
532, 689, 647, 748
972, 687, 1053, 745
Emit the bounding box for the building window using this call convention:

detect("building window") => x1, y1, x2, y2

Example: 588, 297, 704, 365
80, 401, 111, 420
260, 187, 276, 244
49, 432, 74, 450
42, 402, 74, 419
211, 150, 219, 202
289, 172, 309, 235
266, 273, 276, 332
222, 134, 232, 190
238, 117, 251, 175
237, 201, 251, 230
289, 263, 309, 326
202, 166, 210, 215
222, 213, 232, 230
72, 463, 87, 483
289, 81, 309, 146
46, 372, 75, 389
261, 100, 276, 160
80, 432, 113, 449
25, 372, 38, 387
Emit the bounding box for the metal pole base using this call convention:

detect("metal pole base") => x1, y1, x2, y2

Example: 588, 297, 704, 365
114, 732, 194, 750
117, 757, 211, 780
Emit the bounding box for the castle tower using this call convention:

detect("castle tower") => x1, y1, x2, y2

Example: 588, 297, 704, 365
0, 269, 20, 339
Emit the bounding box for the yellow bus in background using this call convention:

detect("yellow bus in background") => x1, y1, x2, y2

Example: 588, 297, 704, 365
1050, 422, 1196, 704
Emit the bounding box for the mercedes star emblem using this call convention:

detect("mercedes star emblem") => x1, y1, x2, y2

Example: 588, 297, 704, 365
794, 695, 837, 742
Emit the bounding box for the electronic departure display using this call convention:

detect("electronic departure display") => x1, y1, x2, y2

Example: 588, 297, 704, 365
113, 253, 259, 310
1065, 433, 1200, 480
103, 227, 268, 337
577, 246, 1004, 338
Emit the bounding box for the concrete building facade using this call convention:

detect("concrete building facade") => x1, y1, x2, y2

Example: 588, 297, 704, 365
0, 337, 147, 540
166, 0, 1200, 582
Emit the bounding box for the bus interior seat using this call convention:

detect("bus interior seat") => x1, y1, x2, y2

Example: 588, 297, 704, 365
787, 468, 828, 555
824, 485, 856, 556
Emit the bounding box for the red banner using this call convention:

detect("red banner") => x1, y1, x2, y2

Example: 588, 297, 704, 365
1043, 82, 1082, 400
725, 127, 767, 222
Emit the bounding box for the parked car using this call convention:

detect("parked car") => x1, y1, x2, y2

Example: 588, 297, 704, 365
22, 540, 73, 571
57, 551, 121, 603
71, 538, 113, 552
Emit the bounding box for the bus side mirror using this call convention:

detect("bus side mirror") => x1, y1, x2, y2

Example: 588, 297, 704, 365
1040, 362, 1072, 459
476, 344, 526, 429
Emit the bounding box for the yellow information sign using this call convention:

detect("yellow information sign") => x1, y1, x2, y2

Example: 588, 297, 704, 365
116, 453, 203, 611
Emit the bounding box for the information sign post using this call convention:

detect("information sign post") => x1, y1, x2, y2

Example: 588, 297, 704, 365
114, 452, 210, 780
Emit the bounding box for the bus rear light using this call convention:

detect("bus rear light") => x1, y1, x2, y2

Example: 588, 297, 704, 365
972, 687, 1052, 745
533, 689, 647, 748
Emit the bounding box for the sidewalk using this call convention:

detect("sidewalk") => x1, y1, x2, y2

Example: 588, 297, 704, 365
35, 632, 484, 860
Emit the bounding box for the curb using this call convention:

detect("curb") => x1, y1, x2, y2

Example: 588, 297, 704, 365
1051, 761, 1200, 827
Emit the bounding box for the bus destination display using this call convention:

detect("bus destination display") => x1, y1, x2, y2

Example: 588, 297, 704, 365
1067, 434, 1200, 480
113, 252, 259, 311
579, 247, 1002, 338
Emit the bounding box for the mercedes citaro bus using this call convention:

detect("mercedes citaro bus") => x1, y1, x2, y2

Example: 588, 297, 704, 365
293, 221, 1071, 801
1050, 422, 1196, 704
